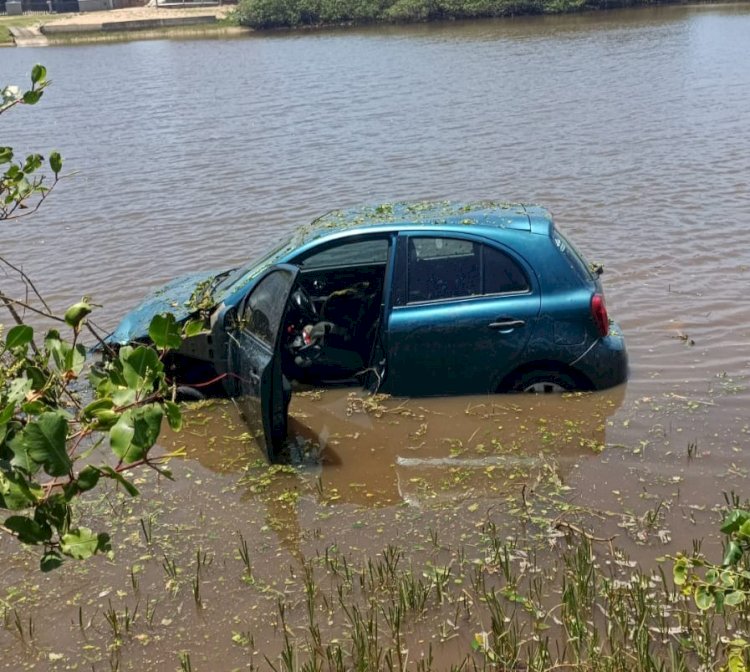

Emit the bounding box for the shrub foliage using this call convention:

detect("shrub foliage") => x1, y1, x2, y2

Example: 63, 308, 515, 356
237, 0, 663, 28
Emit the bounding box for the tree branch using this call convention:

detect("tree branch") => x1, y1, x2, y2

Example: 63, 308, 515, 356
0, 255, 51, 313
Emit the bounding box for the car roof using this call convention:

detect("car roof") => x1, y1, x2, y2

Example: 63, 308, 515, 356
290, 200, 554, 247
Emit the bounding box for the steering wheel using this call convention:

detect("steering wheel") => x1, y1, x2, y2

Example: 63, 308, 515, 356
290, 284, 318, 324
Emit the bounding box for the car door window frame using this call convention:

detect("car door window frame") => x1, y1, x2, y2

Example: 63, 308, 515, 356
238, 268, 296, 350
295, 236, 391, 270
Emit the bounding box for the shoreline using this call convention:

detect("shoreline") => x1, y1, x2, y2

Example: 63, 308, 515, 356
3, 4, 247, 46
2, 0, 747, 46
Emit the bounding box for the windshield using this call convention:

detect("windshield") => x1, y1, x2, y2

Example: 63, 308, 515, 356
214, 237, 295, 297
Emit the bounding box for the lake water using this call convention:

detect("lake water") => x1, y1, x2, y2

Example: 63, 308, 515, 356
2, 4, 750, 668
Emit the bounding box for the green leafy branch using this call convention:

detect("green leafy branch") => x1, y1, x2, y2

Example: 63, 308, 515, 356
0, 308, 185, 571
1, 65, 64, 223
672, 508, 750, 614
0, 66, 186, 571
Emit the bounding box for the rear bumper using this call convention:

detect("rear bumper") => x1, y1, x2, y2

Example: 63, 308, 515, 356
574, 322, 628, 390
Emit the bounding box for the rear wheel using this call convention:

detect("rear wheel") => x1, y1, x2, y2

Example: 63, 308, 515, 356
511, 370, 578, 394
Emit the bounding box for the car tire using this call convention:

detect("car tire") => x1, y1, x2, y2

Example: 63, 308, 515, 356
511, 370, 578, 394
176, 385, 206, 401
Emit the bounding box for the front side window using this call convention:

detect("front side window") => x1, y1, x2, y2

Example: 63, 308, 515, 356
299, 238, 389, 269
241, 270, 292, 347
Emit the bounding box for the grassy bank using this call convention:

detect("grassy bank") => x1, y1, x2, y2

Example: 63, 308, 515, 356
0, 15, 46, 44
236, 0, 725, 29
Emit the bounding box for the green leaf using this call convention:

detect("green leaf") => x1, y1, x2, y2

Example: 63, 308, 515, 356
12, 411, 71, 477
0, 470, 41, 510
673, 558, 688, 586
4, 515, 51, 544
26, 365, 48, 391
121, 346, 161, 391
45, 332, 85, 375
9, 432, 41, 475
739, 520, 750, 541
49, 151, 62, 176
35, 494, 71, 535
22, 89, 43, 105
21, 400, 47, 416
92, 409, 120, 431
148, 313, 182, 350
724, 541, 744, 567
30, 64, 46, 85
7, 377, 32, 405
0, 401, 14, 426
82, 398, 114, 421
164, 401, 182, 431
40, 551, 63, 572
183, 318, 207, 338
76, 465, 101, 493
60, 527, 106, 560
5, 324, 33, 351
0, 146, 13, 164
695, 584, 714, 611
721, 510, 750, 535
5, 164, 21, 180
725, 590, 746, 607
22, 153, 42, 174
109, 405, 163, 465
96, 466, 139, 497
64, 301, 92, 329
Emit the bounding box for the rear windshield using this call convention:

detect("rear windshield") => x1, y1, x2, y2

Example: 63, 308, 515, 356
552, 229, 594, 284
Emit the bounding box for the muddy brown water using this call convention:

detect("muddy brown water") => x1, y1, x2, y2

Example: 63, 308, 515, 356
2, 4, 750, 668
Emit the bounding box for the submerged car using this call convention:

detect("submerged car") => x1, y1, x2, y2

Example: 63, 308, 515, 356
109, 201, 628, 460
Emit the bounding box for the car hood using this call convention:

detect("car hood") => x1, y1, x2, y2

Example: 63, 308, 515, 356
107, 270, 221, 345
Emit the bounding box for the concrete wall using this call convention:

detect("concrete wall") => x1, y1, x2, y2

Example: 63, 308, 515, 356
78, 0, 112, 10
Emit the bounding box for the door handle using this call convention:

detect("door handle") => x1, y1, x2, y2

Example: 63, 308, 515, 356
488, 319, 526, 330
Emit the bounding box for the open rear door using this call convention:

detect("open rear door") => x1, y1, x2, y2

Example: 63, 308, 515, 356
228, 264, 299, 461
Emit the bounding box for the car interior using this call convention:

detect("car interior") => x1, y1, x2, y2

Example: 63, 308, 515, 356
282, 239, 390, 387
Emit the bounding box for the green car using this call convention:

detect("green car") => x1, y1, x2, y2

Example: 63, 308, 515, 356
109, 200, 628, 460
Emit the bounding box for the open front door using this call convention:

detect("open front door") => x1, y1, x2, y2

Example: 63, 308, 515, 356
228, 264, 299, 461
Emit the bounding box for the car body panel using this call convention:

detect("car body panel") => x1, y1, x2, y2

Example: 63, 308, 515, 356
387, 292, 542, 395
385, 230, 542, 395
107, 270, 219, 345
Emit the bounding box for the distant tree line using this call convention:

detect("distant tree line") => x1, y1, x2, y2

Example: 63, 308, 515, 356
237, 0, 682, 29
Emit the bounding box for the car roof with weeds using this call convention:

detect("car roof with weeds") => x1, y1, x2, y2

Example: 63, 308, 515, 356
289, 200, 554, 247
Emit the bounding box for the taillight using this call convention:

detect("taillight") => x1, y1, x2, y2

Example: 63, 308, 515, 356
591, 293, 609, 337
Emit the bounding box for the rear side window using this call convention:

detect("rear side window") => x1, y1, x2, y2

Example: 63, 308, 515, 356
483, 246, 528, 294
407, 238, 480, 302
405, 237, 528, 303
553, 230, 593, 283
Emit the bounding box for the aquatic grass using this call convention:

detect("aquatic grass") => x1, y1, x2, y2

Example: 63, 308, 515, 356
3, 412, 748, 672
103, 599, 138, 647
178, 651, 194, 672
238, 531, 254, 583
139, 514, 154, 545
9, 608, 34, 647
